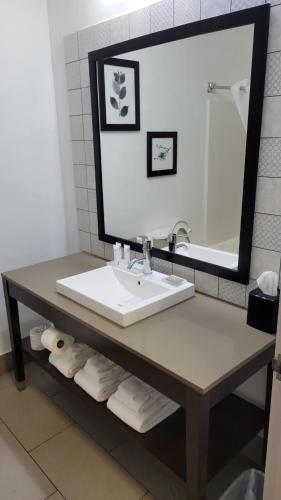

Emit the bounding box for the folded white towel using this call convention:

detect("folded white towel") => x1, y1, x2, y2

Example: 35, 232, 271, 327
114, 376, 167, 415
84, 355, 125, 383
74, 368, 129, 402
49, 343, 95, 378
84, 353, 115, 374
107, 394, 179, 433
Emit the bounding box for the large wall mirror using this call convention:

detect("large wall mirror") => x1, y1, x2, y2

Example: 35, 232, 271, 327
89, 5, 269, 284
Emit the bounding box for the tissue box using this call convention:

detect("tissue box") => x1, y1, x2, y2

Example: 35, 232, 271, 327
247, 288, 279, 334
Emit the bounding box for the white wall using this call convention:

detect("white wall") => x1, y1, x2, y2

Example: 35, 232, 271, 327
46, 0, 160, 254
0, 0, 68, 354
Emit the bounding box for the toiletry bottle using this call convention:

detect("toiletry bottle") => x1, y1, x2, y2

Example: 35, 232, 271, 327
124, 244, 130, 264
113, 244, 120, 266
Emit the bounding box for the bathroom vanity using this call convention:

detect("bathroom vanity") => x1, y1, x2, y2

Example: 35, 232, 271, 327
2, 253, 275, 500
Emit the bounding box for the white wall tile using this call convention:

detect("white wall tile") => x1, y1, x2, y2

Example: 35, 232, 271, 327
85, 141, 95, 165
80, 59, 90, 88
70, 116, 84, 140
195, 271, 219, 297
261, 97, 281, 137
91, 235, 105, 258
79, 231, 91, 252
172, 263, 195, 282
150, 0, 174, 33
253, 213, 281, 251
231, 0, 265, 12
258, 138, 281, 177
110, 15, 130, 44
250, 246, 281, 278
73, 165, 87, 188
93, 22, 111, 50
66, 61, 81, 90
255, 177, 281, 215
201, 0, 231, 19
86, 165, 96, 189
88, 189, 97, 212
68, 89, 82, 116
218, 279, 246, 307
129, 7, 150, 38
75, 188, 88, 211
90, 212, 98, 234
152, 257, 173, 274
82, 87, 91, 114
77, 209, 90, 232
71, 141, 85, 164
64, 33, 79, 63
268, 5, 281, 53
83, 115, 93, 141
78, 26, 94, 59
174, 0, 200, 26
265, 51, 281, 97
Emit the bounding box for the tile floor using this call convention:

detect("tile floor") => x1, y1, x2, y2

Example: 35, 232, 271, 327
0, 363, 262, 500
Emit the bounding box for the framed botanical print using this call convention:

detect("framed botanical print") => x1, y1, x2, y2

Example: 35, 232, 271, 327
97, 58, 140, 131
147, 132, 178, 177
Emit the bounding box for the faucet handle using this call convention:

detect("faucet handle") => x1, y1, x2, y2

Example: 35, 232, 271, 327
143, 239, 152, 253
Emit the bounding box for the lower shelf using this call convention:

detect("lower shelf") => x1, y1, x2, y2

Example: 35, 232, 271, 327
22, 337, 265, 483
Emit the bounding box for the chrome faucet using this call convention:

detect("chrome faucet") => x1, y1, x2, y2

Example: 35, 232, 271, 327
127, 239, 152, 274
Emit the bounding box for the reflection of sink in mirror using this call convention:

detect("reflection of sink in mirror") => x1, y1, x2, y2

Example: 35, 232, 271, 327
163, 244, 238, 269
56, 266, 194, 327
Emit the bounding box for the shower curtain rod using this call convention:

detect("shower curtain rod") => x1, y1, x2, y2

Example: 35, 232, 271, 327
207, 81, 247, 93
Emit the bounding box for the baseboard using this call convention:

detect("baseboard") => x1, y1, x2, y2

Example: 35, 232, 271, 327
0, 351, 13, 376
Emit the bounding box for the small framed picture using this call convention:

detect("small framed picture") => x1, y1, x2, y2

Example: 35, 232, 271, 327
147, 132, 178, 177
98, 58, 140, 131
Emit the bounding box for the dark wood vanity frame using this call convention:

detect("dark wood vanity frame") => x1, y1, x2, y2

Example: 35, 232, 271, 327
89, 5, 270, 284
2, 266, 274, 500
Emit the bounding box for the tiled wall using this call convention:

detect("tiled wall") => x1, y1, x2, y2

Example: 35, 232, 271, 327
64, 0, 281, 309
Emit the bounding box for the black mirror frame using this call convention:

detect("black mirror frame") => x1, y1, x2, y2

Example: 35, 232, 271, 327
88, 5, 270, 285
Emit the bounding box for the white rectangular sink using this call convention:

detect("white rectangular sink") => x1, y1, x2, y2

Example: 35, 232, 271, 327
163, 244, 238, 269
56, 265, 194, 327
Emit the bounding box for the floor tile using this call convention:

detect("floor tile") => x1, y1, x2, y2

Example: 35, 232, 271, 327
112, 442, 259, 500
0, 423, 55, 500
52, 388, 123, 451
0, 377, 71, 451
31, 426, 146, 500
46, 492, 65, 500
112, 442, 185, 500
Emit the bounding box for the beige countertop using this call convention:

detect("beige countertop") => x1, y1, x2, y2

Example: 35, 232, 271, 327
3, 252, 275, 393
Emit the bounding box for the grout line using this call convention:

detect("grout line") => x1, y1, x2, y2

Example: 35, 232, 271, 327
0, 419, 61, 498
28, 422, 73, 454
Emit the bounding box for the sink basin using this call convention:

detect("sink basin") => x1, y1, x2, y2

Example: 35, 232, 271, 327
56, 265, 194, 327
163, 243, 238, 269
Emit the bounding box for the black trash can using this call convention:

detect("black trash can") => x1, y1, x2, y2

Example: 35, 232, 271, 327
220, 469, 264, 500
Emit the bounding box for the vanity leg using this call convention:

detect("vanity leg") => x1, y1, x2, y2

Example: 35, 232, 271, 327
185, 391, 210, 500
2, 278, 26, 391
262, 362, 273, 467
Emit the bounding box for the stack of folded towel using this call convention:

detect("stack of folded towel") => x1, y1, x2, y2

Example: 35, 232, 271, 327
74, 354, 130, 402
49, 343, 95, 378
107, 376, 180, 433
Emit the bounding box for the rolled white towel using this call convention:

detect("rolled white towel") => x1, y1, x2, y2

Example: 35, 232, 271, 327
49, 343, 95, 378
74, 368, 129, 402
107, 394, 179, 433
84, 355, 125, 383
115, 376, 166, 415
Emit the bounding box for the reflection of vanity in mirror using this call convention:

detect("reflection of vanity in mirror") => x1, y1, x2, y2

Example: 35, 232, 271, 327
89, 6, 269, 284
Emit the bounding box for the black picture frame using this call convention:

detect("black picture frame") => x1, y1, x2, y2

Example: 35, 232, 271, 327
97, 58, 140, 131
147, 132, 177, 177
89, 5, 270, 284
